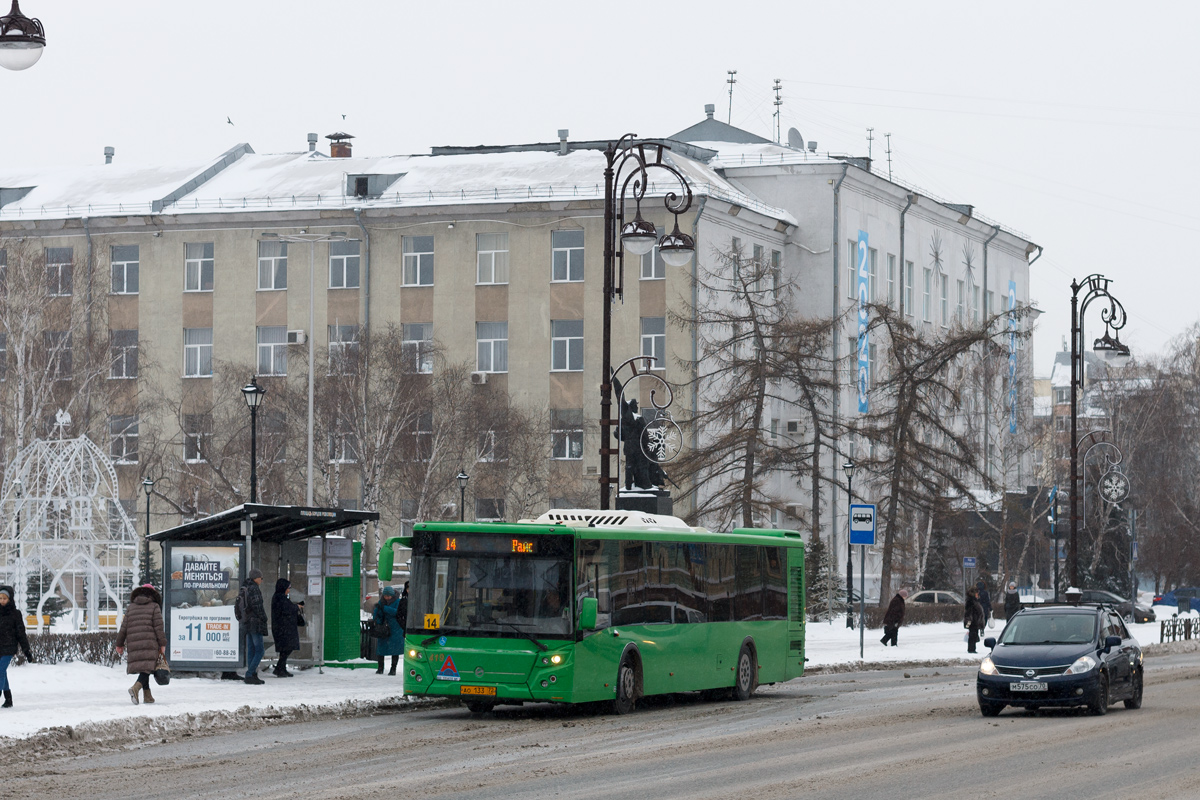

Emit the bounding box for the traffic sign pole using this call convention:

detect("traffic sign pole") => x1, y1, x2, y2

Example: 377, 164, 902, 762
848, 504, 876, 661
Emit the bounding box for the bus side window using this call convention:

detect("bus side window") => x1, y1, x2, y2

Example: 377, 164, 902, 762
577, 539, 614, 629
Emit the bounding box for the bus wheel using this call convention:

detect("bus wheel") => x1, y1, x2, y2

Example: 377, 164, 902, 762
613, 657, 638, 715
464, 701, 494, 714
732, 645, 757, 701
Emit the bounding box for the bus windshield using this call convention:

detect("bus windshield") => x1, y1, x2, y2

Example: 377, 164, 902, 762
409, 533, 574, 638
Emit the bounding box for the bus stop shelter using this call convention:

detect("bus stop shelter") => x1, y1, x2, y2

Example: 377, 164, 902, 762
149, 503, 379, 673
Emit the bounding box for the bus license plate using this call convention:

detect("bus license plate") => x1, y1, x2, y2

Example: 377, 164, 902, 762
460, 686, 496, 696
1009, 681, 1047, 692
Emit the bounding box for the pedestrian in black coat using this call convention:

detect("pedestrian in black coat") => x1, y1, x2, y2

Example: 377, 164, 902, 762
976, 579, 992, 624
880, 589, 908, 646
0, 585, 34, 708
964, 587, 986, 653
270, 578, 303, 677
1004, 581, 1021, 621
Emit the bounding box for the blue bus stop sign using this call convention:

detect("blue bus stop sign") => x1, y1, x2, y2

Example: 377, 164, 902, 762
849, 504, 876, 546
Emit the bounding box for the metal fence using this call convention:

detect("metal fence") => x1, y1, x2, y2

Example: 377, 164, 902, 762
1160, 617, 1198, 643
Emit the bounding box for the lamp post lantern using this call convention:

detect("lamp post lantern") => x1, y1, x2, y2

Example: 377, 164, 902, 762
0, 1, 45, 71
1068, 274, 1130, 590
141, 477, 154, 585
599, 136, 694, 509
241, 377, 267, 504
843, 460, 855, 628
456, 470, 470, 522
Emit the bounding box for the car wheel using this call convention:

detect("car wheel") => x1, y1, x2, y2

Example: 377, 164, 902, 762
1124, 668, 1143, 710
1089, 674, 1109, 716
732, 645, 757, 701
979, 700, 1004, 717
464, 700, 494, 714
612, 656, 638, 715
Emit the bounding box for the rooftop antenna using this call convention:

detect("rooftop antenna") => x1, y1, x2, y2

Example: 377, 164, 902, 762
866, 127, 874, 161
727, 69, 738, 123
772, 79, 783, 143
885, 132, 893, 181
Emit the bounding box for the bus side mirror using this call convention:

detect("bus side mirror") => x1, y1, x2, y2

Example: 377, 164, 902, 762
378, 542, 395, 581
579, 596, 598, 631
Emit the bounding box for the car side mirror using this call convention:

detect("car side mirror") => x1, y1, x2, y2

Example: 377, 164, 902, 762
983, 637, 996, 649
579, 596, 598, 631
1104, 635, 1122, 651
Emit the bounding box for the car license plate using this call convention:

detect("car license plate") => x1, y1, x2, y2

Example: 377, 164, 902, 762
1009, 681, 1047, 692
460, 686, 496, 696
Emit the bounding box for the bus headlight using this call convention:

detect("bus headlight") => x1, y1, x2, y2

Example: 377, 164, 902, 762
550, 654, 563, 665
408, 649, 423, 660
979, 657, 998, 676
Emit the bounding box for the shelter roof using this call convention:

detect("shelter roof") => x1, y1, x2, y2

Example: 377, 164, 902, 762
148, 503, 378, 544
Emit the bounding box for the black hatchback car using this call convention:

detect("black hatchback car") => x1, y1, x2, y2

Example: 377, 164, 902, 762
976, 604, 1143, 716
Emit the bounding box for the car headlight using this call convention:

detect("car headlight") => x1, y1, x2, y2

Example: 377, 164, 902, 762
1064, 655, 1097, 675
979, 657, 998, 676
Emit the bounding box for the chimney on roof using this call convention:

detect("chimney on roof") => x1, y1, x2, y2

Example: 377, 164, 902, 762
104, 146, 114, 165
307, 133, 318, 152
558, 129, 569, 156
705, 104, 715, 120
326, 132, 354, 158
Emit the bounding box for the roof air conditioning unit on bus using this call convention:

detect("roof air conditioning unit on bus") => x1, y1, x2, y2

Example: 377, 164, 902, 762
286, 330, 307, 345
470, 371, 488, 385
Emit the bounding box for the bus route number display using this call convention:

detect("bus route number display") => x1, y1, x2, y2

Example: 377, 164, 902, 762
439, 534, 537, 554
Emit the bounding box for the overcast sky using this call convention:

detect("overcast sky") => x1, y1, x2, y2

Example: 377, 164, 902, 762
2, 0, 1195, 375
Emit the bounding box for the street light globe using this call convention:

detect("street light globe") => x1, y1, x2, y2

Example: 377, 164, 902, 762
0, 1, 46, 71
620, 216, 657, 256
142, 477, 155, 496
842, 461, 855, 480
658, 224, 696, 268
456, 470, 470, 491
241, 378, 267, 409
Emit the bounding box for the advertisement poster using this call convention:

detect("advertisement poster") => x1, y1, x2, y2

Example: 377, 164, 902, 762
164, 541, 244, 670
856, 230, 870, 414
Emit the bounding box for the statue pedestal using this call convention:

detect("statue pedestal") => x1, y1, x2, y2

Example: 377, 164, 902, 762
616, 489, 673, 516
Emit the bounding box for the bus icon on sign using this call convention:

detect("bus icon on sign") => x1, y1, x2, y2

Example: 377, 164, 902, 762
852, 511, 873, 524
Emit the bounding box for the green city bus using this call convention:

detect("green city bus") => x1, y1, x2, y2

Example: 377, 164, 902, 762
377, 509, 806, 713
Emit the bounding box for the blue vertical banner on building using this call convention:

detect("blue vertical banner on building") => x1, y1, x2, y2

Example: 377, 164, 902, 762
857, 231, 870, 414
1008, 279, 1018, 433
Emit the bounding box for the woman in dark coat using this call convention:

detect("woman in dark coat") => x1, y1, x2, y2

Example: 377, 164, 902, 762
373, 585, 405, 675
964, 587, 986, 654
880, 588, 908, 647
1004, 581, 1021, 621
1, 584, 34, 708
115, 584, 167, 705
270, 578, 303, 678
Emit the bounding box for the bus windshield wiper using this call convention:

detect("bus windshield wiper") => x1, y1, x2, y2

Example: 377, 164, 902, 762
495, 620, 548, 651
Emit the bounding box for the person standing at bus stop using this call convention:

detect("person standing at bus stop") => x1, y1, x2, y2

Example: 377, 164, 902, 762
374, 586, 405, 676
270, 578, 302, 678
880, 588, 908, 646
964, 586, 986, 654
243, 570, 268, 684
1004, 581, 1021, 621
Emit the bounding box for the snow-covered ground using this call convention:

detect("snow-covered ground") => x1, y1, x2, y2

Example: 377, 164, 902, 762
2, 603, 1190, 741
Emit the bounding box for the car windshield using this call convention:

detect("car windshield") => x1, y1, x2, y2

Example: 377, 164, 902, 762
999, 613, 1096, 645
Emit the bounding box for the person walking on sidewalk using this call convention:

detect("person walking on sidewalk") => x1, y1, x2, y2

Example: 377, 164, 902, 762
0, 585, 34, 708
964, 586, 986, 654
374, 586, 405, 675
880, 588, 908, 646
1004, 581, 1021, 621
114, 584, 167, 705
270, 578, 303, 678
976, 578, 993, 626
243, 570, 268, 684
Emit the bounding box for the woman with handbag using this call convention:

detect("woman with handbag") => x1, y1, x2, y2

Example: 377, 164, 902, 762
270, 579, 303, 677
115, 583, 167, 705
374, 586, 405, 675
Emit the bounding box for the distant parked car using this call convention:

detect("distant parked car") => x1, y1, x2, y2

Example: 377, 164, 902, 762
1078, 589, 1156, 623
907, 590, 964, 605
1153, 587, 1200, 609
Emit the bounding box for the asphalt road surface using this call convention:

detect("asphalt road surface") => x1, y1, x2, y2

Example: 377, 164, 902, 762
13, 653, 1200, 800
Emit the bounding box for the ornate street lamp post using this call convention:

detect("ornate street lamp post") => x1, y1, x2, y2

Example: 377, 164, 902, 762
0, 1, 45, 71
141, 477, 155, 585
456, 470, 469, 522
1068, 274, 1130, 589
599, 136, 695, 509
843, 460, 855, 628
241, 377, 268, 504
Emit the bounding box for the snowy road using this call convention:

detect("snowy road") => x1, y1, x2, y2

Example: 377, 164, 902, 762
11, 651, 1200, 800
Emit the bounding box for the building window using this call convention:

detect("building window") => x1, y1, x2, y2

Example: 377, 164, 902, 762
476, 233, 509, 285
45, 331, 71, 379
402, 235, 434, 286
641, 317, 665, 369
905, 261, 914, 316
1055, 388, 1069, 404
940, 273, 949, 326
110, 245, 139, 295
641, 226, 666, 280
402, 323, 434, 374
184, 327, 213, 377
109, 415, 138, 464
847, 240, 857, 300
46, 247, 73, 297
0, 248, 7, 288
551, 409, 583, 460
957, 280, 965, 321
551, 229, 584, 282
257, 326, 287, 376
329, 240, 360, 289
868, 342, 877, 388
922, 268, 932, 322
263, 410, 287, 462
258, 240, 287, 290
868, 248, 877, 301
183, 414, 212, 463
476, 322, 508, 373
771, 250, 782, 299
475, 498, 505, 522
550, 319, 583, 372
328, 414, 359, 464
110, 329, 138, 379
887, 254, 896, 305
477, 430, 507, 463
328, 324, 359, 373
986, 290, 995, 319
0, 332, 6, 381
185, 242, 214, 292
411, 412, 433, 461
973, 286, 981, 323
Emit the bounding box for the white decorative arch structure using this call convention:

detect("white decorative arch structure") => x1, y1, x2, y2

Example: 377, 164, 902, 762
0, 436, 139, 632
